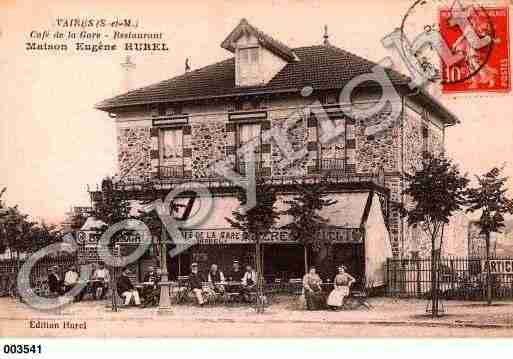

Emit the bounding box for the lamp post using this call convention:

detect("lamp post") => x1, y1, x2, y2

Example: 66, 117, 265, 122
158, 225, 172, 313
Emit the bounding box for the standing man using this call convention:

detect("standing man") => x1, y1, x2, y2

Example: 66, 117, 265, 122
116, 268, 141, 306
189, 263, 205, 306
92, 262, 110, 300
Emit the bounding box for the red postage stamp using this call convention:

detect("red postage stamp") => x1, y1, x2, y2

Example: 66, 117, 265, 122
439, 6, 510, 93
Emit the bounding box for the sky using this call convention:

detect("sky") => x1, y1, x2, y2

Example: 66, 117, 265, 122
0, 0, 512, 224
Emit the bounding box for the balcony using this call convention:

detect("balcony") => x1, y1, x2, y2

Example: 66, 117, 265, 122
237, 161, 268, 177
158, 164, 184, 179
319, 158, 345, 175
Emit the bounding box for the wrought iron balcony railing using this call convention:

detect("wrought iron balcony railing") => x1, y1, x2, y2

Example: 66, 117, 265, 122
237, 161, 266, 177
319, 158, 345, 174
158, 164, 185, 179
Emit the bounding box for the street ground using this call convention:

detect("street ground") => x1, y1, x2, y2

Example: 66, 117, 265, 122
1, 296, 513, 337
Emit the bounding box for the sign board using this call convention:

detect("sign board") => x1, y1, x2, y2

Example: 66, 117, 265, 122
113, 228, 363, 245
485, 259, 513, 274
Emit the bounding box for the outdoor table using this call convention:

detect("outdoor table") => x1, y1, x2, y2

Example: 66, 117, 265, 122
220, 281, 242, 291
135, 281, 155, 289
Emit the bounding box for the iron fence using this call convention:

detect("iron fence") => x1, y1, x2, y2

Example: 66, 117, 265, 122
0, 255, 77, 297
386, 257, 513, 300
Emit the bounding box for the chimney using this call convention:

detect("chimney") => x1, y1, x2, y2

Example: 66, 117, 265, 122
121, 55, 136, 92
323, 25, 330, 46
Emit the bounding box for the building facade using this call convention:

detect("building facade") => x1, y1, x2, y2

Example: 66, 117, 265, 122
93, 19, 461, 285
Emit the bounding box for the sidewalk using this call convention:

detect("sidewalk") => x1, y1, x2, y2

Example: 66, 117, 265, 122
2, 297, 513, 329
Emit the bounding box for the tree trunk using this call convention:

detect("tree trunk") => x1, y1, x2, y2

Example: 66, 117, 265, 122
430, 237, 438, 318
255, 239, 264, 313
111, 265, 118, 312
485, 232, 492, 305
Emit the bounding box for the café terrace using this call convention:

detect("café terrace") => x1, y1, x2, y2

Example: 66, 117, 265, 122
89, 19, 461, 288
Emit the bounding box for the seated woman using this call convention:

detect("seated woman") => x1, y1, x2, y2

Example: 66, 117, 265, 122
302, 267, 324, 310
327, 265, 355, 310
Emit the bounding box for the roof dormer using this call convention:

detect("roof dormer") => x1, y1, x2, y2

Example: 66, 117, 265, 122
221, 19, 297, 87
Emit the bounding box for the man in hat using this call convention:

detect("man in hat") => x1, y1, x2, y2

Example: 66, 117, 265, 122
63, 265, 84, 301
207, 264, 225, 294
117, 268, 141, 306
92, 261, 110, 300
227, 260, 243, 282
189, 263, 205, 306
47, 266, 63, 296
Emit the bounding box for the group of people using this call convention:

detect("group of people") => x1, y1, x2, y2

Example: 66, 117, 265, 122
302, 265, 356, 310
47, 262, 110, 301
189, 260, 257, 306
114, 260, 258, 307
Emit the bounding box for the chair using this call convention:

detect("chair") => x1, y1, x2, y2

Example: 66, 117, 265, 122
289, 278, 303, 296
348, 280, 372, 310
175, 276, 190, 304
223, 283, 242, 306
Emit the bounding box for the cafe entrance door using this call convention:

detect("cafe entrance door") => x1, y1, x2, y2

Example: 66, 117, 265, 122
263, 244, 306, 282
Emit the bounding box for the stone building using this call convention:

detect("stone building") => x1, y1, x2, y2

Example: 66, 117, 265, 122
93, 19, 460, 286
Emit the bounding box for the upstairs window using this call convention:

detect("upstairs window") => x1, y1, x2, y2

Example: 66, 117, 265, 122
238, 46, 260, 86
159, 127, 184, 177
237, 122, 262, 175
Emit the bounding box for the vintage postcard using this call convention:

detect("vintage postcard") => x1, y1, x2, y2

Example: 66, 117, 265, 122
1, 0, 513, 345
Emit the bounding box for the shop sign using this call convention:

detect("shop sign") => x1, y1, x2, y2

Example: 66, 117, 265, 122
104, 228, 363, 245
484, 259, 513, 274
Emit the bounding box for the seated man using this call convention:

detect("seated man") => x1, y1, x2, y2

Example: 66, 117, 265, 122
143, 266, 157, 283
141, 266, 162, 307
189, 263, 205, 306
92, 262, 110, 300
207, 264, 225, 294
47, 266, 63, 296
241, 265, 257, 303
227, 260, 243, 282
63, 265, 84, 301
117, 268, 141, 306
303, 266, 325, 310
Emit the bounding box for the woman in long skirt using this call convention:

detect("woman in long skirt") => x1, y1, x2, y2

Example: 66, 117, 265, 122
303, 267, 324, 310
327, 265, 355, 310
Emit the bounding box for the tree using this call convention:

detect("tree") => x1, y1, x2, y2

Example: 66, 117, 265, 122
30, 222, 60, 252
92, 176, 133, 312
466, 166, 513, 305
93, 177, 132, 229
226, 181, 280, 313
0, 187, 8, 253
402, 153, 468, 317
279, 178, 336, 274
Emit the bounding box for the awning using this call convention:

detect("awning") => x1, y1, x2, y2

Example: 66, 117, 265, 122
275, 192, 370, 229
80, 217, 107, 231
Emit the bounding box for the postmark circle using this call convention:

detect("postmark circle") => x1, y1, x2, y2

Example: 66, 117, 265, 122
399, 0, 495, 85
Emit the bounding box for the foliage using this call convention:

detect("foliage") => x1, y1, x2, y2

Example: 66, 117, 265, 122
225, 181, 280, 240
466, 166, 513, 237
402, 153, 469, 242
226, 180, 280, 313
401, 153, 468, 317
279, 177, 336, 252
466, 166, 513, 305
93, 177, 132, 228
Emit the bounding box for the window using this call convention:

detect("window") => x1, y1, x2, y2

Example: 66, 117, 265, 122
238, 46, 260, 85
237, 122, 262, 175
159, 127, 183, 177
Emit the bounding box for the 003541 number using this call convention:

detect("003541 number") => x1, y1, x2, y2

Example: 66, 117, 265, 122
3, 344, 42, 354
